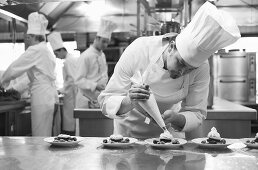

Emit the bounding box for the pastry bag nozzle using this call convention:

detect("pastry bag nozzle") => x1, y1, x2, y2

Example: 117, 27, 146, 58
162, 126, 169, 132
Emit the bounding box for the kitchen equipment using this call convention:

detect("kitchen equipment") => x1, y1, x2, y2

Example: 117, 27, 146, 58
160, 21, 181, 35
214, 50, 256, 104
207, 57, 214, 109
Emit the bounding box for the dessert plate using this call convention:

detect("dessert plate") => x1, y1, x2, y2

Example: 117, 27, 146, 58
241, 138, 258, 149
191, 138, 234, 149
145, 138, 187, 149
102, 137, 138, 148
44, 136, 84, 146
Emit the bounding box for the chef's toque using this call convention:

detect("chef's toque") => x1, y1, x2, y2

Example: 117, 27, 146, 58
27, 12, 48, 35
176, 1, 241, 67
47, 32, 64, 51
97, 19, 117, 40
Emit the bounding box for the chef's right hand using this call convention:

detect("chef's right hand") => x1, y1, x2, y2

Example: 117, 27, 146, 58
117, 84, 150, 116
128, 84, 150, 103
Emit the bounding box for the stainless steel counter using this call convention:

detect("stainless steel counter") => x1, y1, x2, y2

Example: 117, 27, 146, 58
0, 137, 258, 170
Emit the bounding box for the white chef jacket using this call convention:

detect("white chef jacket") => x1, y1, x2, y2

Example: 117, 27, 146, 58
60, 53, 78, 131
1, 42, 58, 136
98, 35, 210, 139
75, 45, 108, 108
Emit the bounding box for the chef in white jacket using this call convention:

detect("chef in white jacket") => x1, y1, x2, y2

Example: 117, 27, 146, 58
48, 32, 78, 135
98, 2, 241, 139
0, 12, 58, 136
75, 19, 117, 108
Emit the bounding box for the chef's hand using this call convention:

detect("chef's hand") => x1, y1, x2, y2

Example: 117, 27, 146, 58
128, 84, 159, 125
162, 110, 186, 131
117, 84, 150, 116
96, 82, 105, 91
128, 84, 150, 104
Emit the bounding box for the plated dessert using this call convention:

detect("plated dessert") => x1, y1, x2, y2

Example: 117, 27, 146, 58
44, 134, 84, 146
242, 132, 258, 149
103, 134, 130, 144
102, 134, 137, 147
145, 131, 187, 149
53, 134, 77, 142
245, 133, 258, 144
191, 127, 233, 149
153, 131, 180, 145
201, 127, 226, 144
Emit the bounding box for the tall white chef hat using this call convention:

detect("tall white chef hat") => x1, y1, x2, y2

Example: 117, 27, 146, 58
47, 32, 64, 51
97, 19, 117, 40
176, 1, 240, 67
27, 12, 48, 35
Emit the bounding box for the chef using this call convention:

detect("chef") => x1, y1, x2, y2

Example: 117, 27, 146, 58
48, 32, 78, 135
75, 19, 117, 108
0, 12, 58, 136
98, 2, 241, 139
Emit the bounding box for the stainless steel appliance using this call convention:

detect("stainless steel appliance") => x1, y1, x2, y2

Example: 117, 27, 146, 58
214, 50, 256, 104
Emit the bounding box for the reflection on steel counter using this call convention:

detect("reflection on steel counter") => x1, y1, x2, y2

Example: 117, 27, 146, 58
1, 137, 258, 170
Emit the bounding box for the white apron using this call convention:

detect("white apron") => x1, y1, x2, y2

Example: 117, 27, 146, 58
30, 77, 57, 136
62, 54, 78, 131
62, 85, 77, 131
114, 44, 190, 139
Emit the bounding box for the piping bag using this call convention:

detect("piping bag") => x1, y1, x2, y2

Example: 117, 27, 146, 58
130, 71, 169, 133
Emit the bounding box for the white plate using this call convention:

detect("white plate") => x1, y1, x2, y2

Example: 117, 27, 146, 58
102, 137, 138, 148
241, 138, 258, 149
44, 136, 84, 146
145, 138, 187, 149
192, 137, 233, 149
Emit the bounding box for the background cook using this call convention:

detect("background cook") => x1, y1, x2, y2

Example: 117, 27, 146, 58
75, 19, 116, 108
48, 32, 78, 136
0, 12, 58, 136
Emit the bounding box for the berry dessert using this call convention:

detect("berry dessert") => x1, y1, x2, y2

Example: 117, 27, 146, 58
102, 134, 130, 144
53, 134, 77, 142
246, 132, 258, 144
201, 127, 226, 144
153, 131, 179, 144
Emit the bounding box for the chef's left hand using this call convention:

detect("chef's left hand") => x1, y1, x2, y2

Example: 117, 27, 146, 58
162, 110, 178, 125
162, 109, 185, 131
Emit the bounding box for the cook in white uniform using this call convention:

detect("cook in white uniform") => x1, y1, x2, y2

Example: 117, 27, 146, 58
0, 12, 58, 136
75, 19, 117, 108
48, 32, 78, 136
98, 2, 241, 139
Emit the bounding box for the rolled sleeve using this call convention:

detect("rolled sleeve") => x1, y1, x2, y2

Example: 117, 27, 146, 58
102, 96, 128, 119
98, 37, 149, 120
180, 62, 210, 132
180, 111, 205, 131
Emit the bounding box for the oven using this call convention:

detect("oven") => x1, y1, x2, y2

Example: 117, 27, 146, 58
214, 50, 256, 104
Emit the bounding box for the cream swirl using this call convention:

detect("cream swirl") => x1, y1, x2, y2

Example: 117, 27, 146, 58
58, 134, 70, 138
255, 132, 258, 138
160, 130, 173, 139
110, 134, 123, 140
207, 127, 220, 138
